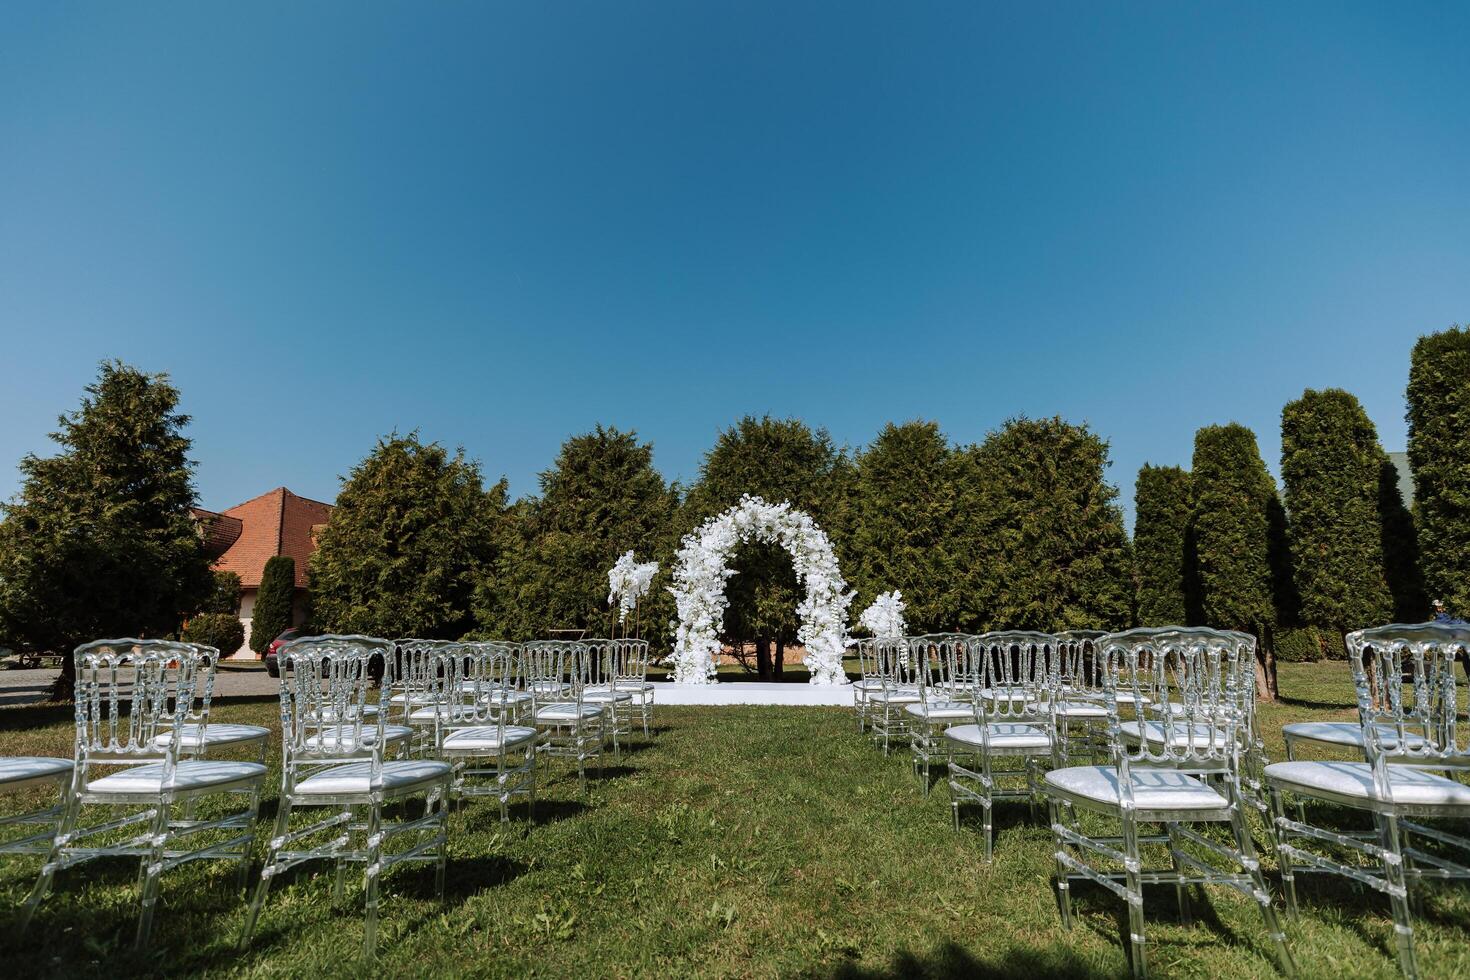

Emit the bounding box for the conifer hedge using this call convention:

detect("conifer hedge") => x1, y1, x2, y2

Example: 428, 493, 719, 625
1406, 325, 1470, 616
1133, 464, 1192, 626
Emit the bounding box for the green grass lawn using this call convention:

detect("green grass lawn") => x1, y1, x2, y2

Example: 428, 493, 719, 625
1, 661, 1467, 978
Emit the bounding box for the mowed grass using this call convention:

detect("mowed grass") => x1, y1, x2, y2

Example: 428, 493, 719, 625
0, 662, 1467, 978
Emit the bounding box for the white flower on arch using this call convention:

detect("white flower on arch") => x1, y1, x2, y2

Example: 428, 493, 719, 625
858, 590, 907, 638
607, 551, 658, 624
669, 495, 854, 685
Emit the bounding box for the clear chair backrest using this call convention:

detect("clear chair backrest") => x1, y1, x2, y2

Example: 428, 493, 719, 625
388, 638, 456, 715
972, 631, 1054, 723
429, 641, 517, 727
609, 639, 651, 684
277, 634, 386, 762
1347, 622, 1470, 773
524, 639, 589, 704
1099, 626, 1252, 770
581, 638, 616, 688
909, 633, 973, 703
73, 639, 202, 769
1053, 630, 1106, 699
856, 636, 919, 689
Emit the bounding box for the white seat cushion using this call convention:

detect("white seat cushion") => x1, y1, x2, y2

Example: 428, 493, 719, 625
153, 723, 270, 750
1265, 761, 1470, 807
1045, 765, 1227, 810
313, 704, 380, 723
976, 686, 1037, 703
535, 702, 605, 722
1120, 720, 1230, 749
528, 681, 571, 695
612, 680, 654, 692
903, 701, 974, 721
86, 760, 266, 795
1054, 700, 1108, 719
294, 760, 451, 796
441, 725, 539, 751
479, 689, 532, 705
583, 688, 633, 703
868, 687, 920, 704
302, 724, 412, 750
1281, 721, 1427, 750
0, 756, 73, 790
944, 723, 1052, 751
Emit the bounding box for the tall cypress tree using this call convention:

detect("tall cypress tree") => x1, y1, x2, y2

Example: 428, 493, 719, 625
1133, 464, 1192, 626
849, 421, 960, 634
309, 433, 506, 639
249, 556, 297, 653
0, 362, 212, 699
1190, 423, 1284, 699
959, 417, 1132, 633
482, 426, 676, 641
1377, 451, 1427, 622
1280, 389, 1393, 633
1406, 325, 1470, 616
680, 416, 848, 678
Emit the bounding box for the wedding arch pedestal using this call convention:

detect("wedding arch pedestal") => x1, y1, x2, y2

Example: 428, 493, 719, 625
669, 495, 853, 685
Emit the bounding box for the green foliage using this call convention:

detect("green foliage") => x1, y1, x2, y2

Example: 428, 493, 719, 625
182, 611, 245, 654
1279, 388, 1392, 630
477, 426, 677, 642
0, 361, 212, 691
1377, 453, 1428, 622
1133, 464, 1192, 626
1189, 423, 1284, 632
848, 421, 963, 634
680, 417, 850, 668
956, 417, 1133, 632
310, 433, 506, 639
249, 556, 297, 653
1274, 626, 1347, 663
1406, 324, 1470, 617
201, 570, 242, 615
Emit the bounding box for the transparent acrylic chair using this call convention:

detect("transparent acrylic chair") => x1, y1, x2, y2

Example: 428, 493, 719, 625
239, 635, 452, 958
153, 643, 270, 763
855, 636, 920, 754
1044, 627, 1293, 978
24, 639, 267, 948
904, 634, 978, 793
580, 638, 634, 760
1050, 630, 1110, 764
945, 631, 1057, 858
0, 755, 72, 862
428, 641, 539, 822
1266, 621, 1470, 979
602, 638, 655, 737
526, 639, 606, 792
389, 638, 458, 755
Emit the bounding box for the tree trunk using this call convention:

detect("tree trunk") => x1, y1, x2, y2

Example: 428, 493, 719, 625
49, 653, 77, 702
755, 636, 771, 680
773, 638, 785, 681
1253, 625, 1279, 702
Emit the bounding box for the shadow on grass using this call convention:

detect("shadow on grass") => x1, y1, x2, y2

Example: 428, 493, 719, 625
1276, 695, 1355, 711
821, 939, 1104, 979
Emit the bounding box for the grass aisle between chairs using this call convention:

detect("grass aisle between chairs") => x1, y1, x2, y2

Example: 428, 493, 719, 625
0, 662, 1467, 978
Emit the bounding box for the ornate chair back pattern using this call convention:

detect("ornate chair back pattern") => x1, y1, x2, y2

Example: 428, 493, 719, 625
73, 639, 202, 777
580, 638, 617, 690
859, 636, 920, 691
1052, 630, 1106, 700
609, 639, 652, 687
523, 639, 588, 707
1099, 627, 1253, 783
909, 633, 973, 706
1347, 622, 1470, 784
387, 638, 456, 722
971, 631, 1054, 726
428, 642, 518, 734
277, 635, 386, 767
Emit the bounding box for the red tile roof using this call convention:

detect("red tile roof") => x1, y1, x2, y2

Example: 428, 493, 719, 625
208, 487, 334, 589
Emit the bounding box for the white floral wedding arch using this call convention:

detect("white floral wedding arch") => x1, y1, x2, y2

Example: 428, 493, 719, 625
669, 495, 853, 685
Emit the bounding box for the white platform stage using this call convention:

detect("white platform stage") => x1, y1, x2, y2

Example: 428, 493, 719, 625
652, 682, 853, 706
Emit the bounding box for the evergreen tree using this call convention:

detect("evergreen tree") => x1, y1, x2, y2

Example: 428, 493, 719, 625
1279, 388, 1392, 634
249, 556, 297, 653
1190, 423, 1284, 699
849, 421, 961, 634
957, 417, 1132, 633
680, 416, 848, 678
480, 426, 677, 641
202, 570, 243, 615
1377, 452, 1428, 622
0, 361, 212, 698
309, 433, 506, 638
1406, 325, 1470, 616
1133, 464, 1192, 626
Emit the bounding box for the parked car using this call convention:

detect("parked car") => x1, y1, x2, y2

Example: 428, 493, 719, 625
262, 628, 301, 677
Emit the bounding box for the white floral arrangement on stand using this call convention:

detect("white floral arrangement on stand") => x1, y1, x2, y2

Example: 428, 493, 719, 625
858, 590, 907, 638
607, 551, 659, 625
669, 494, 853, 686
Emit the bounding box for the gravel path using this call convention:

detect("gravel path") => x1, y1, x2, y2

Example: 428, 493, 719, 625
0, 661, 279, 706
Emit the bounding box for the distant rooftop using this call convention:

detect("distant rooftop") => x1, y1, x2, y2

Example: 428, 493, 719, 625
192, 487, 334, 589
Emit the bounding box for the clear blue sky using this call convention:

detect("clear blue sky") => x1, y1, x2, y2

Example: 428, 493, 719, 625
2, 3, 1466, 525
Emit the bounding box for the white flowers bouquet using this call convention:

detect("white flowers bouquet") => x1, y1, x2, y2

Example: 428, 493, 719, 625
668, 495, 853, 686
858, 590, 907, 638
607, 551, 659, 624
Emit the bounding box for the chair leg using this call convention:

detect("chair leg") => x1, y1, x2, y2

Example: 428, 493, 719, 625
1049, 797, 1072, 930
240, 797, 292, 950
333, 804, 353, 903
432, 788, 447, 902
1376, 812, 1419, 979
362, 801, 383, 959
237, 786, 263, 894
1230, 801, 1294, 976
135, 798, 172, 949
1165, 822, 1192, 925
1269, 786, 1299, 920
1122, 813, 1148, 978
22, 788, 81, 935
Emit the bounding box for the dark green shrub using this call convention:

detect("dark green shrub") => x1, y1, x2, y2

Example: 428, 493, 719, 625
182, 612, 245, 654
1134, 464, 1191, 627
201, 570, 242, 615
1407, 325, 1470, 617
1274, 626, 1347, 662
249, 556, 296, 654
